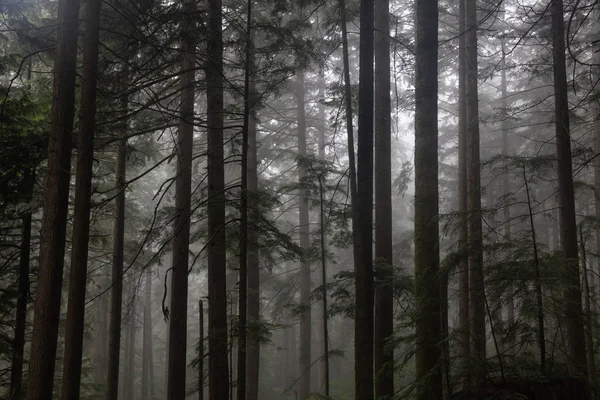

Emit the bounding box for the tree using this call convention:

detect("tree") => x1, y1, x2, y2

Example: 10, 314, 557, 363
457, 0, 470, 380
374, 0, 394, 396
237, 0, 252, 396
355, 0, 375, 398
166, 0, 195, 397
551, 0, 587, 373
465, 0, 485, 371
106, 66, 128, 400
207, 0, 229, 396
296, 70, 312, 400
414, 0, 442, 396
60, 0, 102, 394
142, 268, 155, 400
25, 0, 80, 394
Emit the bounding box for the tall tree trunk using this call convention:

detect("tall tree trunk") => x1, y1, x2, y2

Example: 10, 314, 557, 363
142, 268, 154, 400
60, 0, 102, 395
551, 0, 587, 373
501, 34, 514, 337
237, 1, 252, 397
25, 0, 79, 394
523, 169, 546, 374
374, 0, 394, 397
457, 0, 470, 376
245, 41, 260, 400
465, 0, 485, 374
10, 171, 34, 400
167, 0, 195, 397
207, 0, 229, 396
199, 300, 205, 400
414, 0, 442, 395
316, 70, 328, 396
355, 0, 375, 399
106, 76, 128, 400
296, 71, 312, 400
339, 0, 358, 230
579, 227, 596, 377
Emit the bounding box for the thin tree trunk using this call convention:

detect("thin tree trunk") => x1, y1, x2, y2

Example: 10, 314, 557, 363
142, 268, 154, 400
60, 0, 102, 395
374, 0, 394, 397
466, 0, 485, 374
10, 171, 34, 400
501, 33, 514, 338
580, 227, 596, 377
295, 71, 312, 400
339, 0, 358, 258
237, 1, 252, 397
25, 0, 79, 394
207, 0, 229, 396
199, 300, 205, 400
245, 45, 260, 400
106, 76, 128, 400
457, 0, 470, 382
93, 278, 109, 387
167, 0, 195, 397
551, 0, 587, 373
523, 168, 546, 374
355, 0, 375, 398
414, 0, 442, 395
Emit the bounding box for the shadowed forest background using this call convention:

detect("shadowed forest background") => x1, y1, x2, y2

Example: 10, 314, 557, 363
0, 0, 599, 398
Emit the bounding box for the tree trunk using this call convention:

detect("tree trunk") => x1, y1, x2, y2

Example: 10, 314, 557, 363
10, 171, 34, 400
199, 300, 205, 400
25, 0, 79, 394
289, 322, 298, 391
457, 0, 470, 378
374, 0, 394, 397
579, 227, 596, 377
142, 268, 154, 400
93, 278, 109, 387
465, 0, 485, 374
551, 0, 587, 373
501, 33, 514, 338
237, 1, 252, 397
60, 0, 102, 395
167, 0, 195, 397
414, 0, 442, 395
245, 41, 260, 400
207, 0, 229, 396
106, 78, 128, 400
295, 71, 312, 400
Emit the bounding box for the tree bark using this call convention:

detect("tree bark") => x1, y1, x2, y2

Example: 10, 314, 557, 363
25, 0, 79, 394
295, 71, 312, 400
414, 0, 442, 395
10, 171, 34, 400
457, 0, 470, 379
245, 42, 260, 400
167, 0, 195, 397
106, 77, 128, 400
579, 227, 596, 377
123, 299, 136, 400
355, 0, 375, 398
207, 0, 229, 396
465, 0, 485, 374
237, 1, 252, 397
60, 0, 102, 394
374, 0, 394, 397
199, 300, 205, 400
551, 0, 587, 373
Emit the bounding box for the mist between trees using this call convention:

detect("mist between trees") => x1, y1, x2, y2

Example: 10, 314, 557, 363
0, 0, 599, 398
